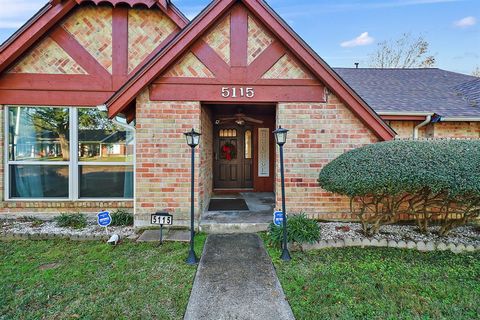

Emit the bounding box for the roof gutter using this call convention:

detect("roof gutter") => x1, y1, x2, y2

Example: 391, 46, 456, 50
377, 111, 434, 116
440, 117, 480, 122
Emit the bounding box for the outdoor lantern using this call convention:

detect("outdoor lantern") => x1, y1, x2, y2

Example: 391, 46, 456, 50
184, 128, 201, 265
184, 128, 201, 147
273, 126, 291, 261
273, 126, 289, 146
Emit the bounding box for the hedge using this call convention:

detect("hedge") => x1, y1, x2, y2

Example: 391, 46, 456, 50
318, 140, 480, 235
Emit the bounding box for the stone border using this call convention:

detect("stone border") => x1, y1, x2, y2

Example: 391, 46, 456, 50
301, 238, 479, 254
0, 230, 112, 242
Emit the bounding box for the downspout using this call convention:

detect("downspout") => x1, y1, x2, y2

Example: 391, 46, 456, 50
413, 115, 432, 139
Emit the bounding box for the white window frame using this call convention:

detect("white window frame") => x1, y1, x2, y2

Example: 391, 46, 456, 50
4, 106, 135, 201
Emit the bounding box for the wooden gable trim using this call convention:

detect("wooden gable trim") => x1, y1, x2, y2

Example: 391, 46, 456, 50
0, 0, 77, 74
105, 0, 394, 140
0, 0, 187, 106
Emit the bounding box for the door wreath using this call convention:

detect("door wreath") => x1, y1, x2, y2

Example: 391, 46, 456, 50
221, 142, 236, 160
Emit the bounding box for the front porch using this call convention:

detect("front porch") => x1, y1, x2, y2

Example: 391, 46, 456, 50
200, 192, 275, 233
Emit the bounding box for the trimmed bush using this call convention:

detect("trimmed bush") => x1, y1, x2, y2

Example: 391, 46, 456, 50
54, 213, 87, 229
318, 140, 480, 236
267, 213, 320, 247
110, 210, 134, 226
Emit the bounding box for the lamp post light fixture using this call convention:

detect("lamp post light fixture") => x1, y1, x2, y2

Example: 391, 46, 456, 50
273, 126, 291, 261
184, 128, 201, 265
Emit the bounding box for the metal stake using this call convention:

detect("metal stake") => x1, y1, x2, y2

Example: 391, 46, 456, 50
186, 145, 198, 265
279, 144, 291, 261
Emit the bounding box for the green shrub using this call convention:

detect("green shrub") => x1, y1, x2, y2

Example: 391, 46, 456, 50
267, 213, 320, 247
110, 210, 134, 226
318, 140, 480, 236
54, 213, 87, 229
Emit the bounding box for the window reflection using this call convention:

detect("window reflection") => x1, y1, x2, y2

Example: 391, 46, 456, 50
78, 108, 134, 162
8, 107, 70, 161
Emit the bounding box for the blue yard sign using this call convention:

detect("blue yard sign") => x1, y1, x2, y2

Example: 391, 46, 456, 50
97, 211, 112, 227
273, 211, 283, 226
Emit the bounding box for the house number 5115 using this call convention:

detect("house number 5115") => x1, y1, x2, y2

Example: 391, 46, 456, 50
221, 87, 255, 98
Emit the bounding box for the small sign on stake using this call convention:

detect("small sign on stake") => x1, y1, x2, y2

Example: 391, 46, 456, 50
97, 210, 112, 234
273, 210, 283, 226
151, 212, 173, 244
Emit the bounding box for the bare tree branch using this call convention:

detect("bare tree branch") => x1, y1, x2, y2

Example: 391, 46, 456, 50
368, 33, 436, 68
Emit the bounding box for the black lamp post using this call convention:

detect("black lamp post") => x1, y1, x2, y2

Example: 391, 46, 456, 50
184, 128, 201, 265
273, 126, 291, 261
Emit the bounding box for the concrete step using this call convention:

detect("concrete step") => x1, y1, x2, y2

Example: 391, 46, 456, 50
199, 221, 270, 234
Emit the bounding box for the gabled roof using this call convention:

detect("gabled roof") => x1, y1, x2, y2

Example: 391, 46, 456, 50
106, 0, 395, 140
0, 0, 188, 74
335, 68, 480, 118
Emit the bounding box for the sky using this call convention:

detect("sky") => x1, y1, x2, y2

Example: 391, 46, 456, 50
0, 0, 478, 74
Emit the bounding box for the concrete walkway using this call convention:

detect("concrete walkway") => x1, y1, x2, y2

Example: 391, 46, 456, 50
184, 233, 295, 320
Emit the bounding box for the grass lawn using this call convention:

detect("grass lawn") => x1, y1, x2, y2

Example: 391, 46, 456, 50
0, 235, 205, 319
267, 246, 480, 320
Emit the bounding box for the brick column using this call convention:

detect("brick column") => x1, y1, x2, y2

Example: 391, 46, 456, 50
135, 89, 203, 227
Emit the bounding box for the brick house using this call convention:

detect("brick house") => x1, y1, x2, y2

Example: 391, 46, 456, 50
0, 0, 478, 227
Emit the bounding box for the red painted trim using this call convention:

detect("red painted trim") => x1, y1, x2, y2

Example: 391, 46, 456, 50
76, 0, 158, 8
50, 28, 111, 80
157, 3, 189, 28
0, 0, 188, 107
150, 83, 326, 102
0, 0, 77, 73
106, 0, 395, 141
112, 6, 128, 87
191, 40, 231, 82
155, 77, 220, 84
107, 0, 236, 117
246, 41, 285, 82
0, 73, 111, 91
0, 89, 112, 105
381, 115, 427, 121
230, 4, 248, 67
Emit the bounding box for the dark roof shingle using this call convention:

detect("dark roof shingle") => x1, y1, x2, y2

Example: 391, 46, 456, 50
334, 68, 480, 118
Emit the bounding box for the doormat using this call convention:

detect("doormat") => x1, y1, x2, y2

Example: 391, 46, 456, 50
208, 199, 249, 211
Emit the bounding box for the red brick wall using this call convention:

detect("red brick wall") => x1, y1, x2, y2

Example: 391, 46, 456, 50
134, 90, 202, 227
0, 105, 133, 218
199, 106, 214, 213
275, 95, 380, 220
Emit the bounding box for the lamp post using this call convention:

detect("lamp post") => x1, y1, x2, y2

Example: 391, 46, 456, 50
273, 126, 291, 261
184, 128, 201, 265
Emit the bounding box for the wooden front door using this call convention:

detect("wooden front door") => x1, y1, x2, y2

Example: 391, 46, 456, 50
214, 125, 253, 189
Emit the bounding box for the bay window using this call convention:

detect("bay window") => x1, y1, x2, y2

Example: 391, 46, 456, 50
6, 106, 134, 200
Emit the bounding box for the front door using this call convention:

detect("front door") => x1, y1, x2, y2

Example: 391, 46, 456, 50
214, 125, 253, 189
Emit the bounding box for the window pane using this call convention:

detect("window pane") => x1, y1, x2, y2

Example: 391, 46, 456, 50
78, 108, 134, 162
79, 165, 133, 198
8, 107, 70, 161
10, 165, 69, 198
245, 130, 252, 159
